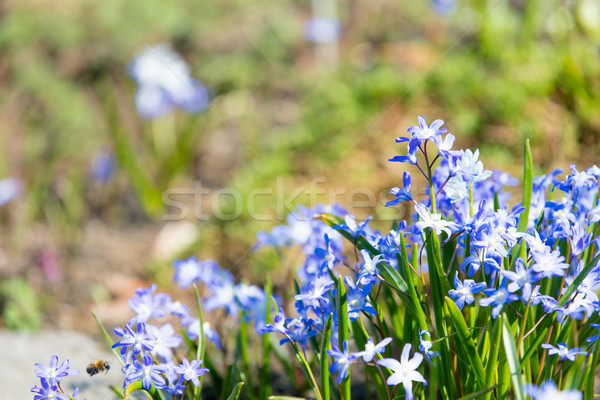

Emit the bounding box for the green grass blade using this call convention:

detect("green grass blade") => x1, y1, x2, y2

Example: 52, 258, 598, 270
517, 139, 533, 234
260, 279, 273, 400
336, 275, 351, 400
321, 314, 334, 400
192, 285, 206, 399
399, 233, 428, 332
445, 298, 486, 389
226, 382, 245, 400
457, 384, 500, 400
502, 316, 524, 400
91, 311, 124, 367
483, 316, 503, 400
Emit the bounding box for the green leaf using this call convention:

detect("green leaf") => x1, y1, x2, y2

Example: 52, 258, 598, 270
457, 384, 500, 400
91, 311, 124, 368
445, 298, 486, 389
399, 233, 428, 332
321, 314, 334, 400
516, 139, 533, 234
192, 285, 206, 399
502, 316, 524, 400
226, 383, 245, 400
336, 275, 351, 400
483, 316, 503, 400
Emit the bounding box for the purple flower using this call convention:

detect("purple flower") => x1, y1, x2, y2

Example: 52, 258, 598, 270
123, 354, 169, 390
35, 355, 79, 387
377, 343, 427, 400
327, 340, 359, 384
112, 320, 157, 355
31, 379, 69, 400
173, 358, 209, 387
0, 177, 21, 206
128, 284, 168, 322
448, 272, 486, 310
91, 150, 115, 182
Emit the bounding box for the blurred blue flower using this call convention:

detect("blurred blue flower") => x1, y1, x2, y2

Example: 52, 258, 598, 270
31, 378, 69, 400
91, 150, 115, 182
146, 323, 182, 362
0, 177, 20, 206
128, 43, 210, 119
430, 0, 457, 15
304, 17, 341, 43
525, 380, 582, 400
541, 342, 587, 361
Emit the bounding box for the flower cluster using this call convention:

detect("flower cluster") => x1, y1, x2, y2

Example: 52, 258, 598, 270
32, 355, 81, 400
33, 114, 598, 399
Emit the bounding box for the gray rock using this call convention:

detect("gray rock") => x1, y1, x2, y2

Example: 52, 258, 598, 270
0, 330, 121, 399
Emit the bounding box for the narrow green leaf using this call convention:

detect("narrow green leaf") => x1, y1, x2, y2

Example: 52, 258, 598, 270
226, 383, 245, 400
260, 279, 273, 400
321, 314, 333, 400
502, 316, 524, 400
399, 233, 428, 332
517, 139, 533, 234
457, 384, 500, 400
483, 316, 503, 400
91, 311, 124, 367
336, 275, 351, 400
192, 285, 206, 400
268, 397, 308, 400
445, 298, 486, 388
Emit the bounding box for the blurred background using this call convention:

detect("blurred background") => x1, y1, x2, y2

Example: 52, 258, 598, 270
0, 0, 598, 332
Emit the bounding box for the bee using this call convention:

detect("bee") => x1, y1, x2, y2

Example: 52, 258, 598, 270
86, 360, 110, 376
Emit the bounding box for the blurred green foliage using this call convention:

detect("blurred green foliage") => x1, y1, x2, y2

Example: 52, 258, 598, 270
0, 0, 599, 327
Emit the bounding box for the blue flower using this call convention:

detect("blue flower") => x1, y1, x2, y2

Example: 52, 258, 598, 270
31, 378, 69, 400
525, 380, 582, 400
356, 337, 393, 362
414, 203, 456, 236
448, 272, 486, 310
345, 276, 376, 321
334, 214, 371, 238
386, 172, 413, 207
112, 320, 157, 355
261, 307, 288, 335
541, 342, 587, 361
530, 246, 569, 279
146, 323, 182, 362
327, 340, 359, 384
479, 279, 520, 319
253, 225, 292, 250
304, 17, 341, 43
0, 177, 20, 206
91, 150, 115, 182
34, 356, 79, 387
501, 258, 537, 300
173, 358, 209, 387
407, 115, 447, 141
128, 44, 210, 119
419, 330, 440, 363
128, 284, 168, 322
123, 354, 169, 390
357, 249, 386, 286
